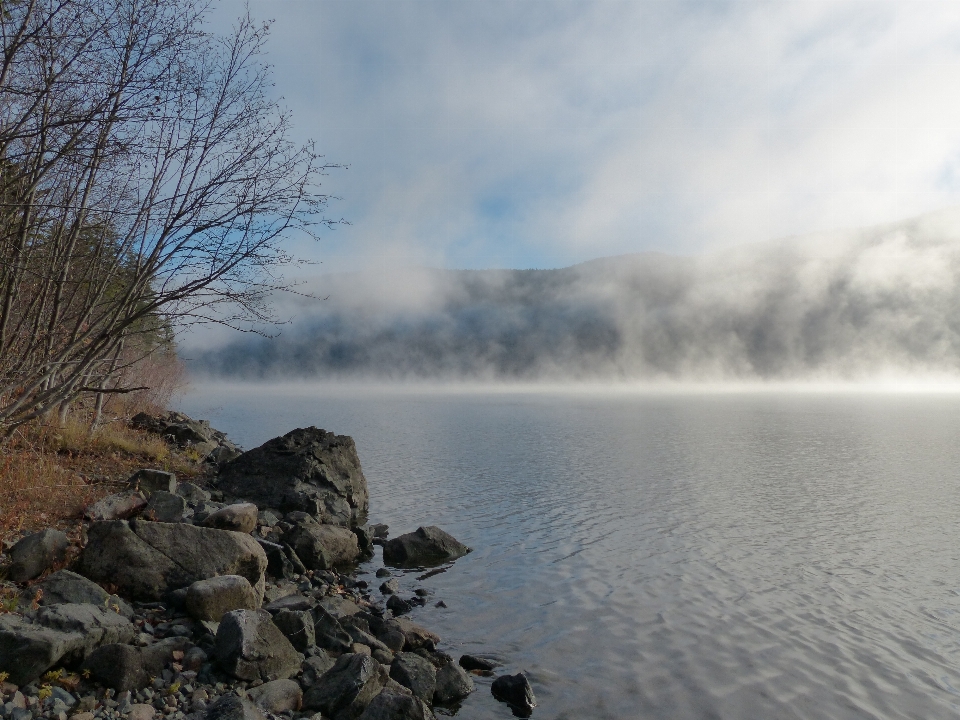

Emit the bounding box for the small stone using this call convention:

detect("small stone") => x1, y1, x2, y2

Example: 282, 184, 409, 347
374, 569, 391, 578
458, 655, 497, 672
128, 703, 156, 720
378, 580, 399, 595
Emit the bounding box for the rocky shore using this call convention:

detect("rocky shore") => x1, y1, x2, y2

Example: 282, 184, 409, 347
0, 416, 536, 720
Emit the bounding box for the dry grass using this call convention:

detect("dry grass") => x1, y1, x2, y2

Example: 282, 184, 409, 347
0, 415, 203, 543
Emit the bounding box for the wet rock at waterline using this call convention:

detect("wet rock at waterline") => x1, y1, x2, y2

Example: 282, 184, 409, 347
491, 673, 536, 716
382, 527, 471, 567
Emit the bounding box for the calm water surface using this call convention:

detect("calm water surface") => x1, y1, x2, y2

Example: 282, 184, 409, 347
179, 384, 960, 719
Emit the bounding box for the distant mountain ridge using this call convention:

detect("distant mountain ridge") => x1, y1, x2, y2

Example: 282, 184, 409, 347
190, 208, 960, 380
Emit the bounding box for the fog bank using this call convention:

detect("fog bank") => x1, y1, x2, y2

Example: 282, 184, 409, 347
187, 208, 960, 381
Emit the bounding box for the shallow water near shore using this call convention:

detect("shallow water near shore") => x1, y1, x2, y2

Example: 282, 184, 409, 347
179, 382, 960, 719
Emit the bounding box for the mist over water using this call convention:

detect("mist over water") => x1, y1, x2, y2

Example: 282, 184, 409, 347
188, 208, 960, 382
180, 383, 960, 719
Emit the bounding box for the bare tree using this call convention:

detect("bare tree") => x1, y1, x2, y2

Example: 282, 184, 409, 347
0, 0, 337, 434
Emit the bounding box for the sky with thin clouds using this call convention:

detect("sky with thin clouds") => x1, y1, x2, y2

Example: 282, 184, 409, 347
212, 0, 960, 273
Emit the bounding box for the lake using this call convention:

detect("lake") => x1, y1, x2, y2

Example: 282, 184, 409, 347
178, 383, 960, 719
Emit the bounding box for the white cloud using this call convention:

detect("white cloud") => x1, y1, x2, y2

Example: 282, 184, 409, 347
211, 0, 960, 270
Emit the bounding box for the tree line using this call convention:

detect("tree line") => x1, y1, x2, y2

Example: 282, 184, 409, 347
0, 0, 336, 435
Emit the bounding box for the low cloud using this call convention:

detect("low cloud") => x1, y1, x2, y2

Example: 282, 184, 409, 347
187, 208, 960, 382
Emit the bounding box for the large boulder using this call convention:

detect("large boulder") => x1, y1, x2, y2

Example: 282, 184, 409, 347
8, 528, 69, 581
357, 692, 435, 720
216, 427, 368, 527
0, 614, 85, 686
285, 513, 360, 570
382, 527, 470, 568
215, 610, 301, 682
302, 653, 388, 720
78, 520, 267, 601
0, 604, 136, 685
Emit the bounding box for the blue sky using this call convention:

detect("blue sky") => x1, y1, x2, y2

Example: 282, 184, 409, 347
212, 0, 960, 273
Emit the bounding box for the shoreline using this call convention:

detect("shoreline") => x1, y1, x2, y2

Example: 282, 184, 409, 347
0, 412, 534, 720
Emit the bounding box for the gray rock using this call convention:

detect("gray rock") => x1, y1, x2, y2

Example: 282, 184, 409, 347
458, 654, 498, 672
357, 692, 435, 720
185, 575, 259, 621
215, 609, 301, 682
352, 524, 375, 556
36, 570, 132, 618
318, 595, 363, 620
9, 528, 69, 582
143, 491, 187, 523
272, 610, 315, 652
301, 653, 388, 719
382, 527, 470, 568
209, 445, 243, 465
82, 637, 191, 692
84, 490, 148, 522
216, 428, 369, 527
128, 469, 177, 495
345, 626, 390, 654
284, 513, 360, 570
379, 580, 399, 595
176, 482, 211, 506
204, 694, 266, 720
491, 673, 536, 715
393, 619, 439, 651
386, 596, 411, 616
202, 504, 258, 534
264, 594, 315, 614
389, 653, 436, 705
433, 663, 474, 705
300, 651, 336, 686
34, 604, 135, 652
313, 607, 353, 654
246, 679, 302, 713
78, 519, 267, 601
375, 569, 391, 578
0, 614, 84, 685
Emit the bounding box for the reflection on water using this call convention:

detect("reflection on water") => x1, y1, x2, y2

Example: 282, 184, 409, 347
180, 384, 960, 719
